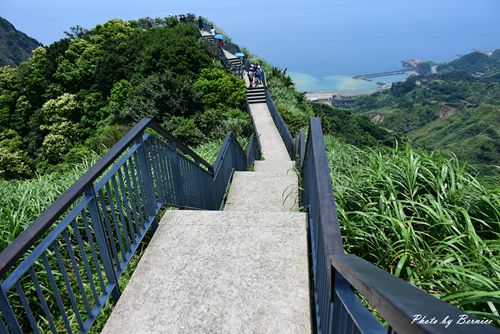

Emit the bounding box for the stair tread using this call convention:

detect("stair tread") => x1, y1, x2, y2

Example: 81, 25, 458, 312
224, 172, 298, 212
101, 210, 310, 334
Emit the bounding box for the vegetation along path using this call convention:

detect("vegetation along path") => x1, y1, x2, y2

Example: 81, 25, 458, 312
101, 50, 311, 333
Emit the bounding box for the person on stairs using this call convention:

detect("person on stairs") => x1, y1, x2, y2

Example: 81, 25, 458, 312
256, 65, 264, 86
248, 64, 255, 88
198, 16, 204, 31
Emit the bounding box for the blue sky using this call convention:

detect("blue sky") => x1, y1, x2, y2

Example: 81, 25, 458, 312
2, 0, 499, 91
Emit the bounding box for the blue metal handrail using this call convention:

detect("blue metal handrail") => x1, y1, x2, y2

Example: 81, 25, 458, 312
300, 117, 500, 334
0, 118, 260, 333
264, 89, 294, 159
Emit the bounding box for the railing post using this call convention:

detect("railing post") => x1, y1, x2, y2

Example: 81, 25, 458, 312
169, 142, 185, 206
85, 185, 121, 303
194, 159, 206, 209
0, 285, 21, 334
135, 135, 158, 230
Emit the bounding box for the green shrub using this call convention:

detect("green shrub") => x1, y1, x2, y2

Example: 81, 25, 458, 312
327, 136, 500, 322
163, 116, 204, 146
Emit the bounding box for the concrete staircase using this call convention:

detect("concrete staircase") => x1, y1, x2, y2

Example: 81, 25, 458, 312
102, 50, 310, 334
247, 86, 267, 104
200, 30, 214, 43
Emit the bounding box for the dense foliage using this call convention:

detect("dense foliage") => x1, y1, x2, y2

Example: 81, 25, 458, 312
351, 51, 500, 179
0, 17, 248, 179
327, 137, 500, 323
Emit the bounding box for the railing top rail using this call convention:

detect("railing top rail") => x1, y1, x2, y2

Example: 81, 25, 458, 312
305, 117, 344, 254
332, 254, 500, 334
213, 132, 247, 175
0, 118, 213, 277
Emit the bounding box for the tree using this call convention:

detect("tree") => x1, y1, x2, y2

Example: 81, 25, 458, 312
194, 67, 246, 110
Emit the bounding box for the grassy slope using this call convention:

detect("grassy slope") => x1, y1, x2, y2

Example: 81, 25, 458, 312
352, 76, 500, 180
326, 136, 500, 323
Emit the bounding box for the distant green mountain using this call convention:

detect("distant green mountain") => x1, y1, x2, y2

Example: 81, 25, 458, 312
0, 17, 41, 66
351, 51, 500, 179
438, 49, 500, 78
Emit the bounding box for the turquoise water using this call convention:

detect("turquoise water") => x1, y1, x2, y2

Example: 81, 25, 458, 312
2, 0, 499, 91
290, 73, 411, 92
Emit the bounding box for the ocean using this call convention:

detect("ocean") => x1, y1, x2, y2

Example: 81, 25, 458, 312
2, 0, 499, 91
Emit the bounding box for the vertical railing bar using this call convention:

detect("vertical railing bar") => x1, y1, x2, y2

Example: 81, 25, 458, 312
61, 229, 92, 315
151, 140, 166, 207
15, 281, 40, 334
150, 139, 165, 205
128, 155, 146, 231
160, 143, 175, 204
69, 220, 100, 304
132, 148, 148, 218
122, 162, 142, 241
84, 186, 121, 302
80, 212, 106, 291
0, 318, 9, 333
117, 168, 137, 241
133, 143, 151, 216
0, 285, 22, 334
136, 136, 158, 225
159, 141, 174, 203
111, 175, 132, 250
104, 182, 126, 262
135, 146, 154, 219
28, 268, 58, 333
51, 242, 85, 329
169, 143, 185, 206
97, 189, 121, 271
195, 160, 206, 208
40, 254, 74, 334
179, 157, 189, 205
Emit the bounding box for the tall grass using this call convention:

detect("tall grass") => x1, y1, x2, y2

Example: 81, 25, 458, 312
0, 154, 99, 250
325, 135, 500, 323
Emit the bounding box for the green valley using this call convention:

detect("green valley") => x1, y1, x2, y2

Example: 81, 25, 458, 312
350, 50, 500, 180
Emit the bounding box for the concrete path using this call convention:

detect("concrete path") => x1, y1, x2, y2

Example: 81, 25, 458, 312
102, 49, 310, 333
102, 211, 309, 334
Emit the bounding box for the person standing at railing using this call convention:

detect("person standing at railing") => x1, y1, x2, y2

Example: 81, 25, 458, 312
198, 16, 204, 31
248, 64, 256, 88
210, 26, 216, 37
256, 65, 264, 86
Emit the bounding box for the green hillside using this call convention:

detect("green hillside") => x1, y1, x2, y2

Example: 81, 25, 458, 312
0, 17, 41, 66
0, 15, 498, 329
350, 51, 500, 179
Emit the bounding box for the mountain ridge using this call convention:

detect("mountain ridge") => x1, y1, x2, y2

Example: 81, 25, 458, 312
0, 16, 41, 66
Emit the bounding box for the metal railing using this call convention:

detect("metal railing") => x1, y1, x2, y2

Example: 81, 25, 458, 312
298, 117, 500, 334
264, 89, 294, 159
0, 118, 260, 333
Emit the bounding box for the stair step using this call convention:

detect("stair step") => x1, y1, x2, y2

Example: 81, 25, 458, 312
247, 95, 266, 99
253, 160, 296, 174
248, 99, 267, 104
224, 172, 298, 212
101, 210, 310, 334
247, 95, 266, 100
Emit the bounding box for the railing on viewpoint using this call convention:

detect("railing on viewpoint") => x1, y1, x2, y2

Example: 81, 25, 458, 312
212, 132, 247, 210
298, 117, 500, 334
264, 89, 294, 159
0, 118, 259, 333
